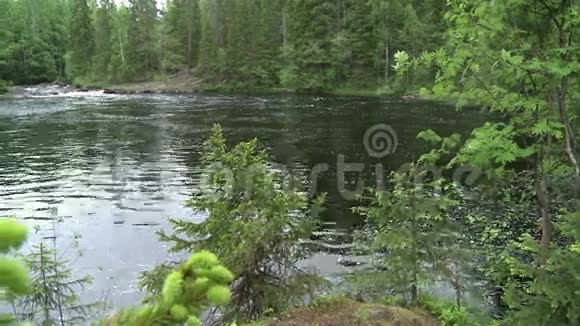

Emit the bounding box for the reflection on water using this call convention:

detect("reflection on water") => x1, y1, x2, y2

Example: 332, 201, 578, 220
0, 93, 486, 307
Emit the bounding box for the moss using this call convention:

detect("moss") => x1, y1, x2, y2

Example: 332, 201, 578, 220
247, 297, 437, 326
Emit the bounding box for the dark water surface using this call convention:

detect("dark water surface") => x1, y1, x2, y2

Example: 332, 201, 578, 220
0, 93, 486, 308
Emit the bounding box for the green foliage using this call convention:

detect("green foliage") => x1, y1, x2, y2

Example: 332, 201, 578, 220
126, 0, 159, 80
68, 0, 94, 78
353, 306, 371, 323
0, 219, 29, 324
93, 0, 114, 80
280, 0, 341, 91
496, 213, 580, 325
197, 0, 283, 89
396, 1, 580, 323
103, 250, 233, 325
2, 0, 67, 84
418, 294, 478, 326
410, 0, 579, 182
0, 220, 27, 253
354, 164, 460, 304
2, 0, 449, 90
309, 294, 351, 309
142, 124, 325, 322
0, 80, 8, 94
10, 240, 99, 325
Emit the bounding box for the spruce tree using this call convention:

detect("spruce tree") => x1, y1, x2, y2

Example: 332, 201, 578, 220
355, 165, 460, 304
11, 242, 99, 325
94, 0, 114, 79
68, 0, 95, 79
342, 0, 379, 86
141, 124, 325, 322
109, 4, 131, 82
281, 0, 340, 91
127, 0, 159, 79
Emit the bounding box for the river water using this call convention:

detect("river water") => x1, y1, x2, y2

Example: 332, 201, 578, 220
0, 92, 487, 310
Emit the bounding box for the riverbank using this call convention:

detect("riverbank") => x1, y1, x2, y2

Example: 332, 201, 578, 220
74, 73, 420, 98
82, 73, 203, 94
2, 74, 427, 99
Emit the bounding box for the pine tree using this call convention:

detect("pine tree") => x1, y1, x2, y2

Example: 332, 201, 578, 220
141, 124, 325, 322
3, 0, 66, 84
355, 165, 459, 303
11, 242, 99, 325
175, 0, 201, 70
94, 0, 114, 79
197, 0, 227, 76
109, 4, 131, 82
127, 0, 159, 79
281, 0, 340, 91
9, 216, 101, 325
68, 0, 95, 79
341, 0, 379, 86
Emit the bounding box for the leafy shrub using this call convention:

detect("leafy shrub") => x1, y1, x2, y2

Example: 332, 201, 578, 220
498, 213, 580, 325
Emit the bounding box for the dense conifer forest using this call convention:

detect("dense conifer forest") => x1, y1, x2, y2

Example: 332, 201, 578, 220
1, 0, 448, 93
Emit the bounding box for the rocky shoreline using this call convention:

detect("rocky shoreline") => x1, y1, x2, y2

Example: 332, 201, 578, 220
4, 73, 202, 97
100, 75, 202, 94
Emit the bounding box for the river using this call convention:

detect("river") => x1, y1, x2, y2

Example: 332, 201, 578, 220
0, 92, 487, 311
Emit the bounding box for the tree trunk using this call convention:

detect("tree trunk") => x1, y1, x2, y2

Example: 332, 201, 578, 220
282, 11, 287, 47
536, 171, 552, 249
410, 282, 418, 303
384, 41, 390, 82
556, 19, 578, 177
187, 29, 193, 69
410, 213, 418, 303
119, 31, 125, 64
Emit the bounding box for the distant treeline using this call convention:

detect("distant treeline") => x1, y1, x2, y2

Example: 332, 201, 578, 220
0, 0, 447, 91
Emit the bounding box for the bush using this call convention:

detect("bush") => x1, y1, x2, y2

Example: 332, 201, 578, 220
353, 164, 460, 304
142, 124, 326, 322
498, 212, 580, 325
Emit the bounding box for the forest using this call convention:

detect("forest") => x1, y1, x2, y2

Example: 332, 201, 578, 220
1, 0, 580, 325
1, 0, 447, 93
